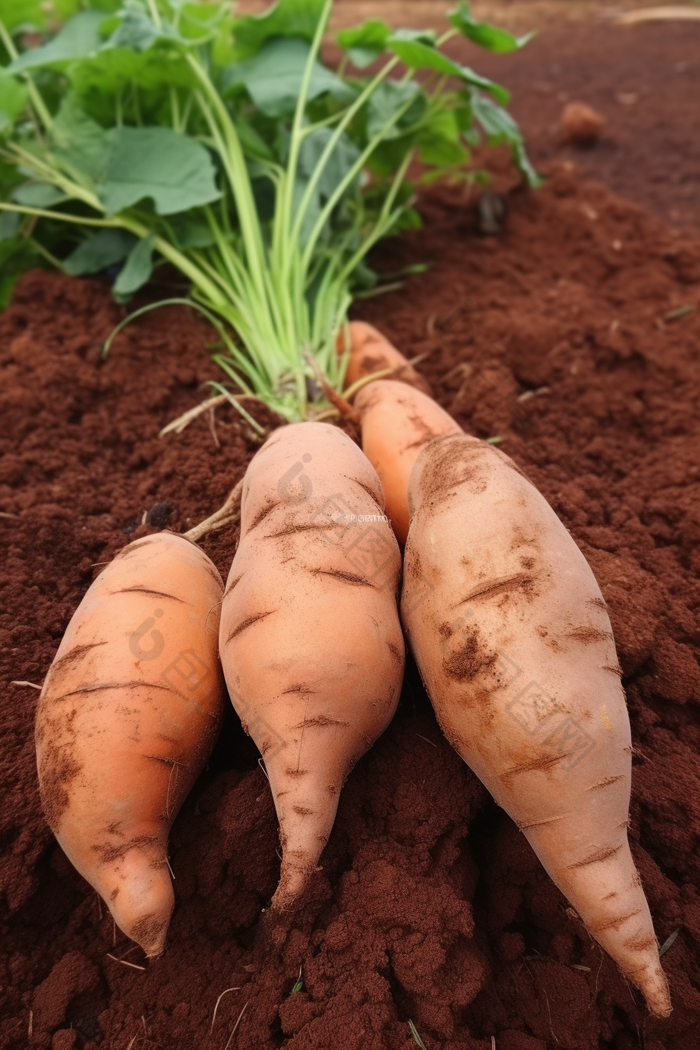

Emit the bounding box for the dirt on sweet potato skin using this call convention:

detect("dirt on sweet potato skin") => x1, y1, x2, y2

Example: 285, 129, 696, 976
2, 162, 700, 1050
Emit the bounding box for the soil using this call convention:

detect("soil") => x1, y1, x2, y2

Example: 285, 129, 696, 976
330, 2, 700, 235
3, 16, 700, 1050
464, 17, 700, 237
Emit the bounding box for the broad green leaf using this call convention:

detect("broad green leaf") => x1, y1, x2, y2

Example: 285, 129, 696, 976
51, 101, 221, 214
416, 109, 468, 166
363, 133, 414, 179
7, 11, 107, 71
448, 3, 535, 53
106, 7, 162, 51
471, 91, 541, 186
365, 80, 424, 140
0, 234, 39, 308
63, 227, 137, 274
351, 259, 378, 289
295, 127, 361, 243
336, 19, 390, 68
178, 0, 232, 44
98, 126, 220, 215
102, 3, 188, 50
235, 115, 274, 161
223, 37, 354, 118
169, 214, 217, 249
394, 207, 422, 232
12, 182, 68, 206
114, 231, 154, 297
233, 0, 327, 60
388, 27, 437, 47
69, 45, 197, 95
0, 0, 88, 33
387, 33, 509, 104
299, 127, 361, 202
0, 210, 20, 240
0, 68, 28, 122
51, 95, 108, 180
0, 154, 24, 197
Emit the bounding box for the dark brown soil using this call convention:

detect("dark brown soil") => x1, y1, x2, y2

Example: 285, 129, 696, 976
2, 23, 700, 1050
455, 17, 700, 236
3, 161, 700, 1049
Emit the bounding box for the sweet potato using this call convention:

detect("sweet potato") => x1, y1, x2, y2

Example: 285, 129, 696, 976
219, 422, 404, 908
402, 431, 671, 1017
348, 364, 671, 1016
35, 533, 225, 957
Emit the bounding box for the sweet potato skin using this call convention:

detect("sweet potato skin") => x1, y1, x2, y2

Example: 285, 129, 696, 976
401, 433, 671, 1017
353, 379, 460, 545
339, 321, 433, 395
35, 532, 225, 957
219, 422, 404, 907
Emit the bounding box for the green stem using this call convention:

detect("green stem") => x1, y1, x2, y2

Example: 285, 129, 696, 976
170, 85, 181, 131
189, 247, 244, 305
186, 57, 267, 301
437, 27, 459, 47
300, 86, 418, 274
0, 17, 18, 58
0, 18, 53, 129
145, 0, 162, 29
132, 83, 142, 125
0, 200, 229, 308
207, 381, 268, 435
28, 238, 63, 270
290, 54, 400, 260
336, 148, 414, 286
0, 202, 127, 227
275, 0, 333, 267
299, 109, 347, 136
181, 93, 193, 133
6, 142, 102, 211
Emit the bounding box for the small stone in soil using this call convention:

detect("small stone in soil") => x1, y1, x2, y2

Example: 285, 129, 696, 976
560, 101, 605, 145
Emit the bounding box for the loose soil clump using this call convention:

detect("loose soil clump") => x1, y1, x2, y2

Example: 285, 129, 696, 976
2, 161, 700, 1049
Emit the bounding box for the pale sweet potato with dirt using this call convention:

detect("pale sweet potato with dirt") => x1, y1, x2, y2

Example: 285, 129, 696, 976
35, 533, 225, 957
219, 422, 404, 908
